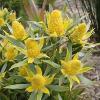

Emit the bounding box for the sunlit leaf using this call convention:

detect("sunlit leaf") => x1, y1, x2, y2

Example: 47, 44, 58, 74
9, 59, 27, 70
48, 85, 68, 92
42, 60, 60, 68
4, 84, 29, 89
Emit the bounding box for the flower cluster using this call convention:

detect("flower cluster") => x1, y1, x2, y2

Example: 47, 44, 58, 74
0, 8, 16, 27
0, 9, 94, 99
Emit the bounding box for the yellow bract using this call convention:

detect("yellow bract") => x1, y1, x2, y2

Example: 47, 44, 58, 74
0, 8, 8, 17
9, 12, 16, 21
25, 38, 46, 63
1, 38, 9, 47
5, 45, 18, 60
26, 66, 54, 95
19, 66, 28, 77
47, 10, 72, 37
12, 21, 26, 40
70, 23, 87, 43
61, 54, 92, 89
0, 72, 6, 81
25, 38, 38, 49
0, 10, 4, 17
0, 18, 5, 26
27, 49, 40, 58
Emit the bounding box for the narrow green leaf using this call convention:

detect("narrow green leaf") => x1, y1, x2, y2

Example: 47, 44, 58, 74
28, 92, 37, 100
42, 60, 60, 68
48, 85, 68, 92
67, 41, 72, 59
0, 93, 9, 100
1, 62, 7, 72
49, 4, 53, 12
37, 93, 43, 100
9, 59, 27, 70
58, 94, 63, 100
65, 48, 70, 61
6, 23, 13, 34
42, 40, 61, 52
6, 36, 25, 48
79, 75, 93, 86
44, 66, 51, 75
4, 84, 29, 89
0, 34, 5, 39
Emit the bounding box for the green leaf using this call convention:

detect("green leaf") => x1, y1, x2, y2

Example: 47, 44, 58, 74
0, 93, 9, 100
6, 35, 25, 48
3, 30, 25, 48
49, 4, 53, 12
72, 88, 84, 99
6, 23, 13, 34
9, 59, 27, 70
85, 43, 100, 49
44, 66, 51, 75
28, 92, 37, 100
67, 41, 72, 59
42, 40, 61, 52
37, 92, 43, 100
83, 29, 94, 40
0, 34, 5, 39
42, 60, 60, 68
58, 94, 63, 100
79, 75, 93, 86
65, 48, 70, 61
4, 84, 29, 89
1, 62, 7, 72
48, 85, 68, 92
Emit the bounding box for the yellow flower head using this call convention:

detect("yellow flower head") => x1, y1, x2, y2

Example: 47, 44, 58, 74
26, 66, 54, 94
25, 38, 47, 63
25, 38, 41, 59
61, 60, 82, 76
0, 18, 5, 26
70, 23, 87, 43
61, 54, 92, 89
9, 12, 16, 21
27, 49, 40, 58
12, 21, 26, 40
47, 10, 72, 37
19, 66, 28, 77
5, 45, 18, 60
25, 38, 38, 49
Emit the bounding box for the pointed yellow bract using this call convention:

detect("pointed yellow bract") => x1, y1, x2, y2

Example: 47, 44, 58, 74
0, 10, 5, 17
47, 10, 72, 37
25, 38, 47, 63
26, 66, 54, 95
25, 38, 38, 49
0, 72, 6, 81
9, 12, 16, 21
19, 66, 28, 77
70, 23, 89, 44
0, 8, 8, 17
1, 38, 9, 47
12, 21, 26, 40
61, 54, 92, 89
0, 18, 5, 26
5, 45, 18, 60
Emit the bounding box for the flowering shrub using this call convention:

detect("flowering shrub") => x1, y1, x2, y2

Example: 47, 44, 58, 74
0, 9, 95, 100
